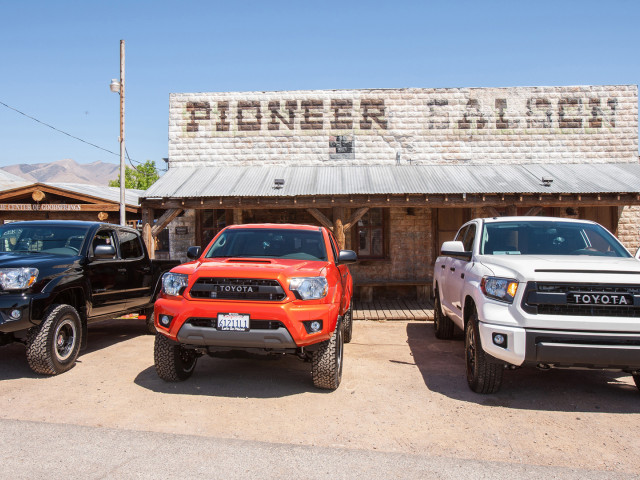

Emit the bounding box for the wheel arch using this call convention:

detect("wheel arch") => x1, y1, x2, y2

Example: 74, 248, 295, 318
32, 287, 87, 348
463, 295, 476, 330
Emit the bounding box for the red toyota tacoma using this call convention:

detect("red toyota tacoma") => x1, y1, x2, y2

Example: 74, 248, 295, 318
153, 224, 356, 390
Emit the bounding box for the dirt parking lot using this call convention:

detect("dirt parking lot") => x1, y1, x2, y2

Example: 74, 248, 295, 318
1, 318, 639, 475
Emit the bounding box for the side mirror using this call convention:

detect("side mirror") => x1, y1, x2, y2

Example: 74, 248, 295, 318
635, 247, 640, 261
337, 249, 357, 265
440, 241, 472, 260
94, 244, 116, 259
187, 246, 201, 259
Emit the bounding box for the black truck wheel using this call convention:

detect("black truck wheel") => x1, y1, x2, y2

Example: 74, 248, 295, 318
433, 293, 455, 339
312, 321, 343, 390
145, 306, 157, 335
26, 304, 82, 375
465, 310, 503, 394
343, 305, 353, 344
154, 334, 198, 381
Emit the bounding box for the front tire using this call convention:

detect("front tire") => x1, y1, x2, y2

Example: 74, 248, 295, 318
343, 305, 353, 344
465, 311, 503, 394
312, 321, 343, 390
26, 304, 82, 375
433, 292, 454, 339
145, 306, 157, 335
154, 334, 198, 382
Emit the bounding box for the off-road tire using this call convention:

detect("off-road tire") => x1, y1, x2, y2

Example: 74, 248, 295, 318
26, 304, 82, 375
145, 306, 157, 335
433, 292, 455, 339
632, 374, 640, 391
343, 305, 353, 344
465, 310, 503, 394
154, 334, 198, 382
312, 321, 343, 390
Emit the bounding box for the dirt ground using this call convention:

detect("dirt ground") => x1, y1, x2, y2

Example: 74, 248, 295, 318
1, 319, 639, 474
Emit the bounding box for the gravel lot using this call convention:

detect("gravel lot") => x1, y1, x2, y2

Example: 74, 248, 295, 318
1, 319, 639, 475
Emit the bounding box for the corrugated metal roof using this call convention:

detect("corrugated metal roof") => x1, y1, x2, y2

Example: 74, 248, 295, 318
142, 164, 640, 199
48, 183, 143, 206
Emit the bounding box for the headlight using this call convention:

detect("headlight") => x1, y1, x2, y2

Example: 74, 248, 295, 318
0, 268, 38, 290
162, 272, 188, 296
481, 276, 518, 303
289, 277, 328, 300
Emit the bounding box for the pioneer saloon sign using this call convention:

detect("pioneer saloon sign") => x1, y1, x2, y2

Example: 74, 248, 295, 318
169, 85, 637, 166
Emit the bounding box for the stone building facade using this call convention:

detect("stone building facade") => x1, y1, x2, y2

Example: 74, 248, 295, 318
142, 84, 640, 301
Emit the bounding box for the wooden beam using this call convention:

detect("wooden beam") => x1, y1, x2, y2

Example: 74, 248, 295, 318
343, 207, 370, 232
307, 208, 334, 230
233, 208, 243, 225
483, 206, 500, 217
151, 208, 183, 236
333, 207, 346, 249
525, 206, 543, 216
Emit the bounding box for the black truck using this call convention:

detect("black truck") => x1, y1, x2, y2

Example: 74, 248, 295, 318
0, 220, 179, 375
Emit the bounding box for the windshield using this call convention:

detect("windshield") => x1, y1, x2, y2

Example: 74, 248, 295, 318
205, 228, 327, 261
480, 220, 631, 257
0, 225, 89, 256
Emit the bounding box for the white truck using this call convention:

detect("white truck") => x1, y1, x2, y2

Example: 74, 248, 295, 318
433, 216, 640, 394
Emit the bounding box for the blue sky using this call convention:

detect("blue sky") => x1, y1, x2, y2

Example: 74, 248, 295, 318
1, 0, 638, 170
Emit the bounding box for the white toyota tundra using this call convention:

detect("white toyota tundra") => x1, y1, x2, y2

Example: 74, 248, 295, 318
433, 216, 640, 394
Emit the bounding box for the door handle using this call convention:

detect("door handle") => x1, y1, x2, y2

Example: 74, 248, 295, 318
450, 267, 455, 272
440, 265, 445, 269
117, 268, 127, 273
461, 273, 465, 279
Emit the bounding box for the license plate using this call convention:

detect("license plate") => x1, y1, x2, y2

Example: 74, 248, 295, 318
216, 313, 250, 331
568, 292, 633, 306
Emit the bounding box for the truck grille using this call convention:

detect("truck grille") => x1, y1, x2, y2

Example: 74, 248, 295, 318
189, 278, 286, 301
522, 282, 640, 317
187, 318, 284, 330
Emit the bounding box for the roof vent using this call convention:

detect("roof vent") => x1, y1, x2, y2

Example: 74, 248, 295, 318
273, 178, 285, 189
541, 176, 553, 187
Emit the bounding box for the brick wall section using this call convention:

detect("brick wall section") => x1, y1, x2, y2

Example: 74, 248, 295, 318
169, 85, 638, 167
617, 206, 640, 253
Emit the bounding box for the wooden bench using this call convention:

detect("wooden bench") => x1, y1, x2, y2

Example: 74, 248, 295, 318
355, 280, 432, 303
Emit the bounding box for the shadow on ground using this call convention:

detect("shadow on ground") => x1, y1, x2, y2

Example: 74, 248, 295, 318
0, 318, 148, 380
406, 322, 640, 413
134, 351, 324, 399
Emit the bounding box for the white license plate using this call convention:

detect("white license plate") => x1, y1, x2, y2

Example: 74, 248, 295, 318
217, 313, 250, 331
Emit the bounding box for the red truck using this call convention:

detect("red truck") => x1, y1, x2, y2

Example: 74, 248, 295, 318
153, 224, 356, 390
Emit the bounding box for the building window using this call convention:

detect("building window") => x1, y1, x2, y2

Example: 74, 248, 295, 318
356, 208, 385, 259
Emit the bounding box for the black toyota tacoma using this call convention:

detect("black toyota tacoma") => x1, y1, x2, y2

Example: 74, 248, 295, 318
0, 220, 178, 375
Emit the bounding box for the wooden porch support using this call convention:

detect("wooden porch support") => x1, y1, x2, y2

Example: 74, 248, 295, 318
233, 208, 243, 225
151, 208, 183, 237
306, 207, 370, 250
525, 206, 543, 216
142, 207, 154, 259
483, 206, 501, 217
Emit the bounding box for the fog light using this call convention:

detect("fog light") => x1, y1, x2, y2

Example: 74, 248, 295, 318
159, 314, 173, 327
10, 309, 21, 320
302, 320, 323, 334
493, 333, 507, 348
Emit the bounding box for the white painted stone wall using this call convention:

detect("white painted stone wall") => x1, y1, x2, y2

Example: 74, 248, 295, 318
169, 85, 638, 167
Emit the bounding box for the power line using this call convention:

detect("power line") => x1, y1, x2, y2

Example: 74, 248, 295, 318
0, 100, 141, 165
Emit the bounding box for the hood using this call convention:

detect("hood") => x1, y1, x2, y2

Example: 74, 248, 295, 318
0, 252, 78, 270
172, 257, 328, 279
478, 254, 640, 283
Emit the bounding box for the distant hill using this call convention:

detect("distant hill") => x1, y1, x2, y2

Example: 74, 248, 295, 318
1, 159, 120, 186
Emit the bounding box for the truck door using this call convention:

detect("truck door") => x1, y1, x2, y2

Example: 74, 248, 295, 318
116, 228, 153, 310
86, 228, 128, 318
446, 223, 477, 324
328, 232, 350, 312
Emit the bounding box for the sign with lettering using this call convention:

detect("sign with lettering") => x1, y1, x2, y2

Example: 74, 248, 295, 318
1, 204, 84, 211
169, 85, 637, 166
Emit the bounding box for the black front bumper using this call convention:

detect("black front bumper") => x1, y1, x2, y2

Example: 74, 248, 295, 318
0, 294, 38, 333
524, 329, 640, 369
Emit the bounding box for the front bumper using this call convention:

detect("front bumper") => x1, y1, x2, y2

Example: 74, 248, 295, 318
478, 322, 640, 369
0, 294, 38, 333
154, 296, 340, 348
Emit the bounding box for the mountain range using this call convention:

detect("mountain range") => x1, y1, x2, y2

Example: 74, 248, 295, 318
1, 159, 120, 186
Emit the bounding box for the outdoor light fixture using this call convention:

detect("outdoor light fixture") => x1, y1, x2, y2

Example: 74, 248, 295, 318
274, 178, 285, 189
542, 176, 554, 187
